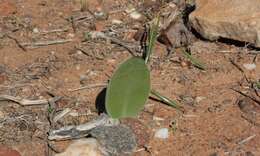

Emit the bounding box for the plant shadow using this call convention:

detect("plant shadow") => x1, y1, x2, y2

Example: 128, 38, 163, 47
95, 88, 107, 114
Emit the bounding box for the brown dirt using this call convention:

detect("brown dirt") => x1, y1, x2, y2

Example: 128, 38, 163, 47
0, 0, 259, 156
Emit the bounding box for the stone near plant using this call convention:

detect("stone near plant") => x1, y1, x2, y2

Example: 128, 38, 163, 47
190, 0, 260, 47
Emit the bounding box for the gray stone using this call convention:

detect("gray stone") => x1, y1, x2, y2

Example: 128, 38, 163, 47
189, 0, 260, 47
90, 125, 137, 156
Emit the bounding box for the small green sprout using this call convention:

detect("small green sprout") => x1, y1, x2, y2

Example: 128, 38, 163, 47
105, 16, 182, 119
145, 16, 160, 64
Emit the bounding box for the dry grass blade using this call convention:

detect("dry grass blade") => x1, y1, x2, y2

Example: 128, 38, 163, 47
68, 83, 107, 92
145, 16, 160, 64
53, 108, 72, 123
21, 39, 73, 48
150, 89, 182, 111
0, 95, 49, 106
182, 50, 206, 70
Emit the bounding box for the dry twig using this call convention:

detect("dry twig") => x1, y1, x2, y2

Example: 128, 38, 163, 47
53, 108, 72, 123
86, 31, 140, 55
0, 94, 54, 106
40, 28, 70, 34
68, 83, 107, 92
238, 134, 256, 145
21, 39, 73, 48
6, 35, 27, 51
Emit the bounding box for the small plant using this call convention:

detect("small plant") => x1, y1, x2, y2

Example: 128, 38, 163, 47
105, 17, 181, 119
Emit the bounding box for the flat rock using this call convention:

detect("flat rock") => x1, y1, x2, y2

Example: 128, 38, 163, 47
189, 0, 260, 47
90, 125, 137, 156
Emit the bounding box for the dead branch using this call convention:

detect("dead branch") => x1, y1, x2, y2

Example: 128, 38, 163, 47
21, 39, 73, 48
68, 83, 107, 92
0, 94, 57, 106
87, 31, 140, 55
6, 35, 27, 51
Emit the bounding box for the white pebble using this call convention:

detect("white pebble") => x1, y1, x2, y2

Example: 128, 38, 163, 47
0, 110, 5, 118
243, 63, 256, 70
33, 27, 39, 33
50, 51, 55, 55
154, 128, 169, 139
129, 11, 142, 20
126, 6, 142, 20
67, 33, 75, 38
112, 19, 123, 25
152, 116, 165, 121
76, 65, 81, 70
76, 50, 83, 55
195, 96, 206, 103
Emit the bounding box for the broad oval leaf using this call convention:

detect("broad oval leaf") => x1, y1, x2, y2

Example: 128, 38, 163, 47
105, 57, 150, 118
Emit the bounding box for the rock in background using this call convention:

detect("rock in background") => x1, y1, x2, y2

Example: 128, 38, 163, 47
189, 0, 260, 47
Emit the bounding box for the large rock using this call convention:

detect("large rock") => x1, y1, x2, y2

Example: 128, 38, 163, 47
189, 0, 260, 47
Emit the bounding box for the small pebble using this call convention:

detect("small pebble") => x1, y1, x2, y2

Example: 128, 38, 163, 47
195, 96, 206, 103
0, 110, 4, 118
126, 6, 142, 20
154, 128, 169, 139
76, 50, 82, 55
76, 65, 81, 70
33, 27, 39, 33
129, 11, 142, 20
243, 63, 256, 70
67, 33, 75, 38
80, 74, 87, 81
50, 51, 55, 55
152, 116, 165, 121
93, 7, 108, 20
112, 19, 123, 25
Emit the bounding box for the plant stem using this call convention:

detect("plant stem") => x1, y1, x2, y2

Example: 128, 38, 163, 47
144, 16, 160, 64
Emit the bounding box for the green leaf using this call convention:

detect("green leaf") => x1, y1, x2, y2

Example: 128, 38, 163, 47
105, 57, 150, 118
